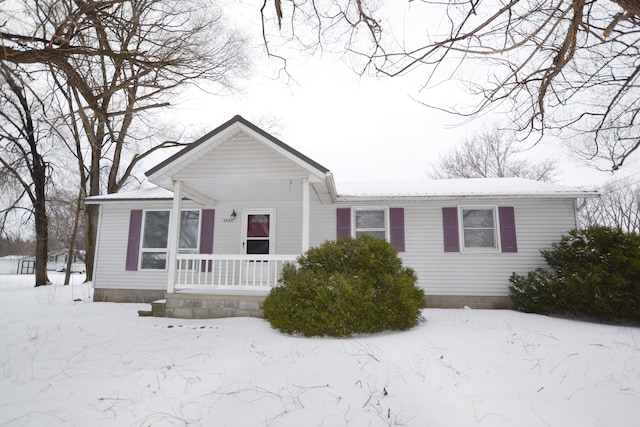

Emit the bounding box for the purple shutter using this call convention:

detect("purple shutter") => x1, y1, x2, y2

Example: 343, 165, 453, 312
336, 208, 351, 239
125, 210, 143, 271
199, 209, 215, 254
442, 207, 460, 253
389, 208, 405, 252
199, 209, 215, 272
499, 206, 518, 253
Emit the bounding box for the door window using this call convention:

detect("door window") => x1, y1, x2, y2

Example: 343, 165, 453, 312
246, 213, 271, 254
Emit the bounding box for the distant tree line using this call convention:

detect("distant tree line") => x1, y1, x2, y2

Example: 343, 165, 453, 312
0, 237, 35, 258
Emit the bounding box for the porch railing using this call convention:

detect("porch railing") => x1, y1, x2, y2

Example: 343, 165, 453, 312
174, 254, 298, 292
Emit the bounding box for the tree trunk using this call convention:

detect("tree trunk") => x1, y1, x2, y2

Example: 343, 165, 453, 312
1, 64, 51, 288
64, 193, 82, 285
33, 158, 49, 287
82, 139, 102, 283
83, 203, 99, 282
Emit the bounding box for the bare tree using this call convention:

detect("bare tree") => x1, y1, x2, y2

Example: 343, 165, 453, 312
428, 128, 557, 181
261, 0, 640, 172
1, 0, 249, 280
0, 63, 52, 286
579, 177, 640, 233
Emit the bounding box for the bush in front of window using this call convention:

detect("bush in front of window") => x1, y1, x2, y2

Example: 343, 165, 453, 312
509, 226, 640, 322
263, 235, 425, 337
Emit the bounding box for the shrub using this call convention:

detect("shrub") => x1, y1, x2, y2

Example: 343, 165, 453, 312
263, 235, 425, 337
509, 226, 640, 322
509, 269, 567, 315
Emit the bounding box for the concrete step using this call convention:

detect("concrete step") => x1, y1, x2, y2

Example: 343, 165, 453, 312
137, 299, 167, 317
151, 299, 166, 317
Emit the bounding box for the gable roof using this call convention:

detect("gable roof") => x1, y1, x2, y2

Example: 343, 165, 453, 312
143, 115, 336, 204
146, 115, 329, 179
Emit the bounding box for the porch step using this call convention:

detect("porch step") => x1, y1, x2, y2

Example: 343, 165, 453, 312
137, 299, 167, 317
151, 299, 166, 317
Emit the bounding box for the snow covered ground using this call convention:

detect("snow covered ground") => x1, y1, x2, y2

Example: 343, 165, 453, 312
0, 274, 638, 427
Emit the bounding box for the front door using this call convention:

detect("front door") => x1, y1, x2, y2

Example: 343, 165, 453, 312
242, 209, 275, 255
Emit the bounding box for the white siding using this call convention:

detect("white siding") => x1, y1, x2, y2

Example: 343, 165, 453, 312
207, 201, 303, 254
94, 197, 309, 291
178, 131, 311, 180
94, 192, 578, 298
93, 201, 177, 291
306, 197, 577, 297
402, 198, 576, 296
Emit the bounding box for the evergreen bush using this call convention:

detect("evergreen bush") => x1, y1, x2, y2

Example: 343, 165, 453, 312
509, 226, 640, 322
263, 235, 425, 337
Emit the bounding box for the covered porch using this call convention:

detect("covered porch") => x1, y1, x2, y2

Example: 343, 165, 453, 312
142, 117, 337, 301
137, 253, 299, 318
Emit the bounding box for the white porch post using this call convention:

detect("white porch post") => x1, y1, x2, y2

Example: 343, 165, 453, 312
302, 177, 310, 253
167, 180, 182, 294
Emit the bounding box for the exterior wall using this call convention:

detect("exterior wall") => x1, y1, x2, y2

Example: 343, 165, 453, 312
411, 198, 575, 297
93, 191, 577, 304
313, 197, 577, 299
181, 131, 312, 180
211, 200, 303, 254
93, 200, 179, 293
93, 195, 314, 294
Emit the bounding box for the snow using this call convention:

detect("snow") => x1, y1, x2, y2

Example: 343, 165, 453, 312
337, 178, 599, 199
84, 186, 173, 203
1, 274, 638, 426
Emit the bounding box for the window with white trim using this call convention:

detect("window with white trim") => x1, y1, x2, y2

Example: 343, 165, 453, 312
140, 210, 200, 270
460, 207, 498, 250
354, 208, 387, 240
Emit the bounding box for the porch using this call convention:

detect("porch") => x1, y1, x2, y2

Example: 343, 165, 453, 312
137, 254, 298, 318
172, 254, 298, 293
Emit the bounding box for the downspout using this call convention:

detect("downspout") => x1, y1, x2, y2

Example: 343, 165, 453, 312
166, 180, 182, 294
302, 177, 310, 253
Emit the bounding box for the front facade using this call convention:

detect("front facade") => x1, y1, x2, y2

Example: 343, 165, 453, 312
86, 116, 597, 315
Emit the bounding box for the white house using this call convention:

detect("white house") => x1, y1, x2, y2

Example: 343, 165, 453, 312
47, 250, 86, 273
85, 115, 597, 318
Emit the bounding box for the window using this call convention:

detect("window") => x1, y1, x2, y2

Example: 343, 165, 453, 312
460, 207, 497, 250
354, 208, 387, 240
140, 210, 200, 270
179, 210, 200, 251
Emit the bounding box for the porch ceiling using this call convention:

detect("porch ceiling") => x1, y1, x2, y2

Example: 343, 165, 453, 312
182, 177, 306, 203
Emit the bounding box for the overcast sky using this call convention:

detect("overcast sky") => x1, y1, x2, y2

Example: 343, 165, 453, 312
158, 2, 640, 190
